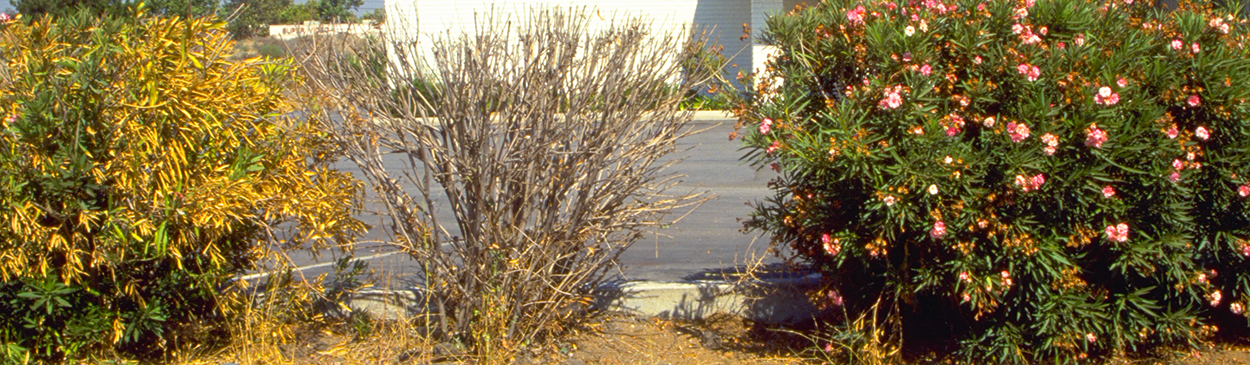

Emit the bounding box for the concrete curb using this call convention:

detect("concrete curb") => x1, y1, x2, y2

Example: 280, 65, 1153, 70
345, 272, 824, 325
370, 110, 735, 126
690, 110, 734, 121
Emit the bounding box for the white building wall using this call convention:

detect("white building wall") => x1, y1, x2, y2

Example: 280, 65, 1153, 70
383, 0, 753, 85
750, 0, 781, 78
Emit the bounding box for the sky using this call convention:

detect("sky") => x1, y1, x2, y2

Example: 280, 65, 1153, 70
291, 0, 385, 15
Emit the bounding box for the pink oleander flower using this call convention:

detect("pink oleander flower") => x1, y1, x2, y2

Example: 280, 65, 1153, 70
983, 116, 995, 127
920, 64, 932, 76
828, 290, 843, 307
1233, 302, 1245, 315
974, 55, 983, 64
1024, 65, 1040, 81
959, 271, 970, 282
822, 233, 841, 256
1173, 159, 1185, 171
880, 89, 903, 109
1188, 94, 1201, 107
759, 118, 773, 134
767, 140, 780, 154
977, 2, 986, 11
946, 127, 960, 136
1211, 290, 1223, 307
1211, 18, 1232, 34
1039, 26, 1048, 35
1012, 23, 1025, 34
847, 5, 866, 25
1170, 171, 1181, 182
905, 25, 916, 36
1105, 223, 1130, 242
1057, 42, 1066, 49
1195, 126, 1209, 140
1087, 333, 1097, 343
883, 195, 896, 206
1015, 7, 1028, 18
1239, 184, 1250, 197
1094, 86, 1120, 106
1172, 39, 1184, 51
930, 221, 947, 239
1041, 133, 1058, 148
1015, 173, 1045, 192
1086, 124, 1107, 148
1166, 124, 1179, 139
1008, 121, 1030, 142
1192, 42, 1201, 54
1117, 77, 1128, 88
1074, 33, 1085, 46
1103, 186, 1116, 198
0, 13, 8, 22
1022, 32, 1041, 45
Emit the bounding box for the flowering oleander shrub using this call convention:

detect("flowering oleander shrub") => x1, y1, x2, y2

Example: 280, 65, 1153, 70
0, 8, 363, 361
731, 0, 1250, 362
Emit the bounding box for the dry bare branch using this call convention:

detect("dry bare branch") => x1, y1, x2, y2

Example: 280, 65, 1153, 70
294, 7, 719, 354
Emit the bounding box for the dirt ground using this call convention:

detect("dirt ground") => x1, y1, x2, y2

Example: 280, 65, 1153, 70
528, 313, 805, 365
199, 311, 1250, 365
540, 314, 1250, 365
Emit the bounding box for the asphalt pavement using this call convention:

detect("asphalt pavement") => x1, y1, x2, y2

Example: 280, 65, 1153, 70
280, 112, 781, 285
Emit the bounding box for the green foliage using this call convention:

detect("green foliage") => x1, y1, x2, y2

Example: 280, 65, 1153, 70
732, 0, 1250, 362
12, 0, 126, 18
223, 0, 297, 39
255, 42, 285, 58
222, 0, 362, 39
314, 0, 360, 22
12, 0, 215, 19
360, 7, 383, 23
0, 8, 363, 362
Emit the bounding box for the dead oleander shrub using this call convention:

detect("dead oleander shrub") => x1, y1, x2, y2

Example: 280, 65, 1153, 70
295, 8, 719, 357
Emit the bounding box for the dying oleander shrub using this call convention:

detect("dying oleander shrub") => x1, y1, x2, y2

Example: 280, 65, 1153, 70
0, 8, 363, 362
727, 0, 1250, 363
296, 8, 718, 358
